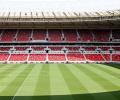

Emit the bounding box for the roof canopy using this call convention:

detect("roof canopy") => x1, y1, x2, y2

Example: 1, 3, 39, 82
0, 10, 120, 29
0, 10, 120, 18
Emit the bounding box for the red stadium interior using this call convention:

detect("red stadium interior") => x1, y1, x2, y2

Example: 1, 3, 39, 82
0, 29, 118, 42
0, 29, 120, 63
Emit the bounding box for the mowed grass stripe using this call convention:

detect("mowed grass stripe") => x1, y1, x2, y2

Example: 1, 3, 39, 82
58, 64, 95, 100
33, 64, 50, 96
75, 64, 119, 91
88, 64, 120, 90
0, 64, 9, 69
19, 64, 43, 100
67, 64, 106, 92
50, 64, 73, 96
0, 64, 18, 69
98, 64, 120, 74
0, 64, 21, 75
93, 64, 120, 79
0, 64, 24, 89
66, 64, 114, 100
0, 64, 33, 96
12, 64, 37, 96
50, 64, 74, 100
74, 64, 118, 100
89, 64, 120, 87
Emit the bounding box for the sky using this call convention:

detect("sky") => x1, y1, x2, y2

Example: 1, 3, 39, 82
0, 0, 120, 12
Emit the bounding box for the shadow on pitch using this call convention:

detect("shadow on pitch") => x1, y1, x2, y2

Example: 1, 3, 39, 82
103, 63, 120, 69
0, 90, 119, 100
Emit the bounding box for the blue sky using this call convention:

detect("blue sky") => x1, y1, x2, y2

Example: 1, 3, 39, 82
0, 0, 120, 12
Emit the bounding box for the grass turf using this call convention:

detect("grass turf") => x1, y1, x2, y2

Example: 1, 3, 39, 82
0, 64, 119, 100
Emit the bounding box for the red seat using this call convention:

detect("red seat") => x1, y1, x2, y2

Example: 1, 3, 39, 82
112, 54, 120, 61
112, 47, 120, 51
112, 30, 120, 39
15, 47, 28, 51
48, 54, 66, 61
67, 54, 85, 61
83, 47, 96, 51
0, 47, 11, 51
93, 30, 110, 42
98, 47, 110, 51
17, 30, 31, 42
66, 47, 79, 51
64, 30, 77, 42
102, 54, 111, 61
49, 47, 63, 51
33, 29, 46, 40
29, 54, 46, 61
9, 54, 28, 61
48, 30, 62, 42
31, 47, 45, 51
85, 54, 104, 61
0, 54, 9, 61
0, 30, 16, 42
79, 30, 93, 42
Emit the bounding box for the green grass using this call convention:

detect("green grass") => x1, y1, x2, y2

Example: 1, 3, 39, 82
0, 64, 119, 100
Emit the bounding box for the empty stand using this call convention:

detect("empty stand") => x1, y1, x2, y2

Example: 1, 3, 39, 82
0, 54, 9, 61
48, 54, 66, 61
9, 54, 28, 61
102, 54, 111, 61
15, 47, 28, 51
0, 47, 12, 51
0, 29, 119, 43
17, 30, 31, 42
85, 54, 104, 61
29, 54, 46, 61
63, 30, 78, 42
112, 47, 120, 51
67, 54, 85, 61
0, 29, 119, 63
33, 29, 46, 40
0, 30, 16, 42
48, 30, 62, 42
78, 30, 93, 42
98, 47, 110, 51
112, 30, 120, 39
112, 54, 120, 61
66, 47, 80, 51
83, 47, 96, 51
31, 47, 45, 51
49, 47, 63, 51
93, 30, 110, 42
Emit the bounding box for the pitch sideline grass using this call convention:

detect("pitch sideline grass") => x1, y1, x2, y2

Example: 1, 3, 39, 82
0, 64, 119, 100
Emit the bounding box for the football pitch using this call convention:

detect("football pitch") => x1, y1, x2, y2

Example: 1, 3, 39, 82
0, 64, 119, 100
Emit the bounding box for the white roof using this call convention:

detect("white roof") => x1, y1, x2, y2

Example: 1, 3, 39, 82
0, 10, 120, 18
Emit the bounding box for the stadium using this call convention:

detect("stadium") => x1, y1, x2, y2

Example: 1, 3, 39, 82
0, 0, 120, 100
